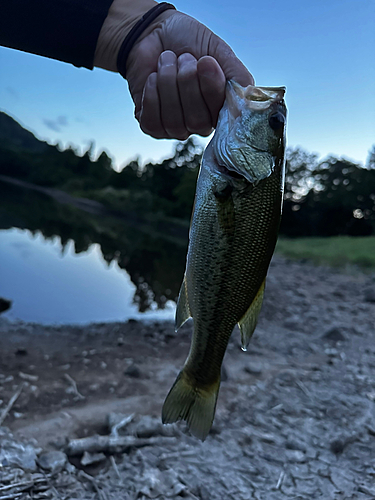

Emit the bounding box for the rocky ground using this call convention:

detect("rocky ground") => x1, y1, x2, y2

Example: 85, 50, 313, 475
1, 256, 375, 499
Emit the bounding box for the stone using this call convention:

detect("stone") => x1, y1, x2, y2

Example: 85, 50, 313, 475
124, 364, 142, 378
285, 449, 306, 463
285, 439, 307, 452
15, 347, 28, 356
37, 450, 67, 473
330, 439, 345, 454
322, 327, 346, 343
244, 362, 263, 375
81, 451, 106, 466
0, 428, 38, 472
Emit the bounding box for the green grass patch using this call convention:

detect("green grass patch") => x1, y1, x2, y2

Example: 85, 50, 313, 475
276, 236, 375, 269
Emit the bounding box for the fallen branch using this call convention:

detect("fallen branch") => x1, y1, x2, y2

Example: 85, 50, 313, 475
0, 383, 25, 426
66, 435, 175, 456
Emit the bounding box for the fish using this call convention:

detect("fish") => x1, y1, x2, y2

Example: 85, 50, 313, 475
162, 81, 287, 440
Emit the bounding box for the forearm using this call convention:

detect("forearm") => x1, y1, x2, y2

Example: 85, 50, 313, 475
94, 0, 158, 72
0, 0, 114, 69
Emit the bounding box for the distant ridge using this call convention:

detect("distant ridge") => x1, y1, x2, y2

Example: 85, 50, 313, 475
0, 112, 48, 153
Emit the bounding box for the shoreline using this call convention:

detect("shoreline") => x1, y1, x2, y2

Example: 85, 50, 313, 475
1, 257, 374, 498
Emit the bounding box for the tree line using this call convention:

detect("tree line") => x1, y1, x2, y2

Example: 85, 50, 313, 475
0, 112, 374, 237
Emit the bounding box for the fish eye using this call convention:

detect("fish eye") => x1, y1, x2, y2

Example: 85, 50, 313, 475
269, 112, 285, 131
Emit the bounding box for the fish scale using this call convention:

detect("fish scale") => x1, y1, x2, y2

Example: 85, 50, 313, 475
162, 82, 286, 440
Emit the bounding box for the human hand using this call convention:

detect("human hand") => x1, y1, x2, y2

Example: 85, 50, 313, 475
126, 11, 254, 140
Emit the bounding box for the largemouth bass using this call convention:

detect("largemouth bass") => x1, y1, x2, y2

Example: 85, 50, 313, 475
162, 82, 287, 440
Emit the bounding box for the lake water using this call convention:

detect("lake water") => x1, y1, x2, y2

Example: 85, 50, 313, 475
0, 228, 176, 324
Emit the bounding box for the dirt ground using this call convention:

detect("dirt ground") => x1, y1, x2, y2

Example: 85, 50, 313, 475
1, 256, 375, 499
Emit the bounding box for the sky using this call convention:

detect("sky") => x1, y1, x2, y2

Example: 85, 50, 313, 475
1, 0, 374, 169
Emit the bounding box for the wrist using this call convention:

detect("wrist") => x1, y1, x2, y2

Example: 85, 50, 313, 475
94, 0, 157, 72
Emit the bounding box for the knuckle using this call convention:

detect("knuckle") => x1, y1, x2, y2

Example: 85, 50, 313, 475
177, 72, 193, 87
199, 127, 214, 137
140, 120, 165, 139
165, 128, 189, 141
177, 66, 196, 84
186, 117, 211, 135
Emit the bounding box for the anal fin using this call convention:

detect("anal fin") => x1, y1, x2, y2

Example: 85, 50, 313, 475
238, 279, 266, 351
175, 276, 191, 332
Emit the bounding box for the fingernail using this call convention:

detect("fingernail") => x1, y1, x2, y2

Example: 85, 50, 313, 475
197, 57, 221, 79
159, 51, 176, 67
177, 53, 196, 68
147, 72, 157, 87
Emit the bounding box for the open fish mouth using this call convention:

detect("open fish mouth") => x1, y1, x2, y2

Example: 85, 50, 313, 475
212, 82, 286, 184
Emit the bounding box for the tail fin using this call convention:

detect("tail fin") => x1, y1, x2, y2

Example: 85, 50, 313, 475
162, 371, 220, 441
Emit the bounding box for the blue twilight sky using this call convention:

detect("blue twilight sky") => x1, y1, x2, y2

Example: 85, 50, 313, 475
1, 0, 374, 169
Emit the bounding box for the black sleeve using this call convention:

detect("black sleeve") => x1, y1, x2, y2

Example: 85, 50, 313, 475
0, 0, 114, 69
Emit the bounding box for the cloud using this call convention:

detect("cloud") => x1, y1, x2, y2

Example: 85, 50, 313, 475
5, 87, 20, 100
43, 115, 68, 132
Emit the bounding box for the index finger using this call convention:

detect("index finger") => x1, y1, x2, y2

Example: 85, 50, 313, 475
208, 35, 254, 87
197, 56, 226, 127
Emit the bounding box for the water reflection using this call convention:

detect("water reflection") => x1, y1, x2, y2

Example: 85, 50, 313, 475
0, 180, 189, 323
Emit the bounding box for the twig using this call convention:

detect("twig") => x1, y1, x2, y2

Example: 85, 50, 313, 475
110, 413, 135, 437
183, 492, 200, 500
276, 471, 285, 490
0, 494, 23, 500
296, 380, 312, 399
268, 403, 283, 412
39, 470, 62, 500
110, 456, 121, 480
19, 372, 39, 382
79, 471, 108, 500
63, 374, 85, 400
0, 482, 34, 494
159, 450, 198, 461
0, 383, 24, 426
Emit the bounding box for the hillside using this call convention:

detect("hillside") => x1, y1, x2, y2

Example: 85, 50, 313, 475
0, 111, 48, 153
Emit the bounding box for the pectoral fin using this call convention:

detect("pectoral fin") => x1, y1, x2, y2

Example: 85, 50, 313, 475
238, 279, 266, 351
175, 276, 191, 332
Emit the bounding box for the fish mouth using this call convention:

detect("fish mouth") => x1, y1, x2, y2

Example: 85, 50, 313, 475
211, 81, 286, 184
227, 81, 286, 112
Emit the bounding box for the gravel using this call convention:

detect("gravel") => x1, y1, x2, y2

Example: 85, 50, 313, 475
0, 256, 374, 499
